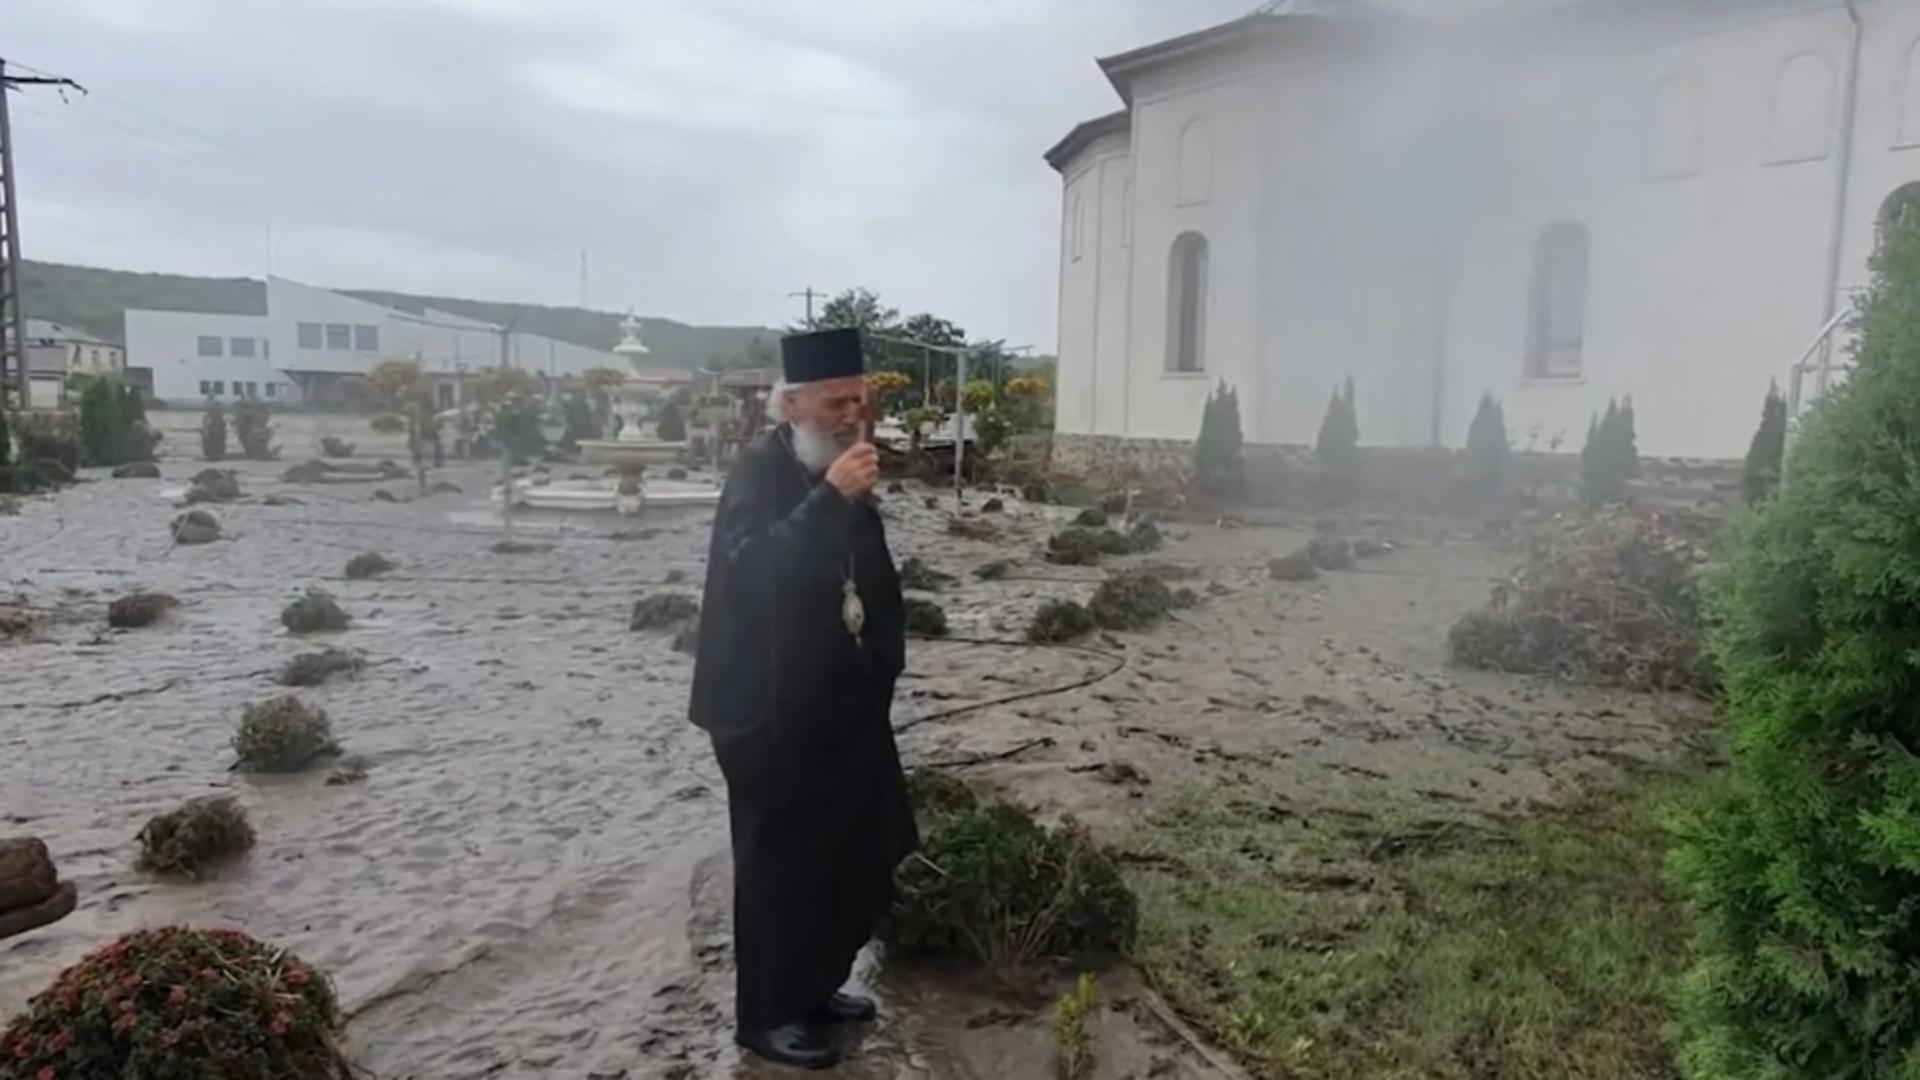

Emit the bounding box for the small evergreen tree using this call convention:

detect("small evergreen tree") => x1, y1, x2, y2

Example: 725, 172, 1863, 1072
656, 399, 687, 442
1741, 382, 1788, 505
1669, 186, 1920, 1079
560, 392, 598, 449
201, 400, 229, 462
77, 376, 124, 466
0, 405, 12, 470
1462, 392, 1509, 497
1192, 380, 1243, 496
1581, 398, 1637, 504
233, 401, 275, 460
1316, 377, 1360, 502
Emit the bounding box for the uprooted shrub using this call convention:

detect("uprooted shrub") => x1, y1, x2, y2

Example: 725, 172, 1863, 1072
170, 509, 221, 545
319, 436, 356, 459
904, 598, 950, 637
1447, 508, 1708, 691
1046, 528, 1133, 566
185, 468, 242, 504
232, 696, 340, 772
1088, 571, 1174, 631
343, 552, 394, 580
0, 926, 352, 1080
1128, 520, 1163, 554
889, 773, 1137, 968
281, 590, 349, 634
108, 591, 178, 629
1028, 599, 1096, 644
975, 559, 1015, 582
136, 795, 255, 877
279, 648, 363, 687
1073, 508, 1109, 528
630, 593, 699, 632
899, 557, 955, 592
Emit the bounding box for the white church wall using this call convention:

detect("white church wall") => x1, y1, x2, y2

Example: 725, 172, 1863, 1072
1054, 145, 1106, 437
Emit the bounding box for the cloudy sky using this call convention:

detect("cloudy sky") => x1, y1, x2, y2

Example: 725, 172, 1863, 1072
5, 0, 1281, 349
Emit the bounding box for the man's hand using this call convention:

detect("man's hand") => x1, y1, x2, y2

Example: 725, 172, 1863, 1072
825, 442, 879, 499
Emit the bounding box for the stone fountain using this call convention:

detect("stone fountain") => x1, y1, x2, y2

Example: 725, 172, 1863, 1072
579, 311, 686, 470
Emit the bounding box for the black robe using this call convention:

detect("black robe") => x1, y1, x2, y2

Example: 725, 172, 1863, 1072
689, 425, 918, 1030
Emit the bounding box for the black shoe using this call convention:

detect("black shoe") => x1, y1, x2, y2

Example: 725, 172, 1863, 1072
735, 1022, 840, 1070
809, 991, 878, 1025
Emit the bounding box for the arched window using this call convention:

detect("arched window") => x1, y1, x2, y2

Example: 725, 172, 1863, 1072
1176, 118, 1214, 206
1771, 52, 1836, 163
1166, 232, 1209, 373
1526, 223, 1590, 379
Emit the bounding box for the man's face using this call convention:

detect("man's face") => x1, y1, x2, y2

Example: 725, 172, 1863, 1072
787, 376, 868, 448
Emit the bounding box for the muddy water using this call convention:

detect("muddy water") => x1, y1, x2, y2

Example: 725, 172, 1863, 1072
1, 462, 1228, 1079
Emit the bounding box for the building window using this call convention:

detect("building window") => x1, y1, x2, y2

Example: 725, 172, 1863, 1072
231, 337, 256, 358
353, 324, 379, 352
325, 323, 351, 350
1771, 52, 1836, 164
265, 382, 279, 399
297, 322, 322, 349
1526, 223, 1591, 380
198, 380, 211, 396
211, 381, 225, 396
1165, 231, 1209, 374
437, 382, 454, 409
246, 381, 259, 397
197, 335, 223, 357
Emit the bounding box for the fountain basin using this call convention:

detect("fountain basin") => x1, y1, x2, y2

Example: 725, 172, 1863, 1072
492, 477, 719, 515
578, 439, 686, 469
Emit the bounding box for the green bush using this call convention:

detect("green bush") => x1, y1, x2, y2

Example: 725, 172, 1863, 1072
1028, 599, 1096, 643
1046, 527, 1132, 566
281, 589, 349, 634
630, 592, 699, 632
200, 400, 228, 461
343, 552, 394, 580
1741, 382, 1787, 506
1053, 973, 1099, 1080
972, 406, 1013, 458
1463, 392, 1509, 497
0, 926, 350, 1079
904, 597, 950, 637
279, 648, 362, 687
1088, 570, 1173, 631
560, 392, 598, 448
889, 775, 1137, 968
16, 413, 80, 474
1316, 377, 1359, 503
1668, 210, 1920, 1078
232, 696, 340, 772
232, 401, 275, 460
1192, 381, 1244, 497
1581, 398, 1639, 505
136, 795, 255, 877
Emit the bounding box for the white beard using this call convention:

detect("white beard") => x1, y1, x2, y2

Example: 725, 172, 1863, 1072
790, 423, 844, 475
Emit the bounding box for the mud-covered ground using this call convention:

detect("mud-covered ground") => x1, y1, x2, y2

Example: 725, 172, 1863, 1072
0, 457, 1711, 1078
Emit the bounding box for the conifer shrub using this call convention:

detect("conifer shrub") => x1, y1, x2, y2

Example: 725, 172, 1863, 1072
1316, 377, 1360, 503
0, 926, 352, 1079
232, 697, 340, 773
136, 796, 255, 877
232, 402, 275, 461
1741, 382, 1787, 506
200, 400, 228, 461
1668, 209, 1920, 1079
1581, 398, 1640, 505
1462, 392, 1510, 497
1192, 381, 1244, 497
280, 590, 348, 634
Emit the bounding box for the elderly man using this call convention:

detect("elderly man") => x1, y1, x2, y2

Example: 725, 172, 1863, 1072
688, 327, 917, 1070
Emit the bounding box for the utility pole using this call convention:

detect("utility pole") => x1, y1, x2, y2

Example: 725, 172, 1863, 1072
788, 287, 824, 329
0, 59, 83, 408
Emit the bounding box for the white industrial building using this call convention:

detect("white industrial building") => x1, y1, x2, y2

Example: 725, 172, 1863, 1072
128, 276, 625, 408
1048, 0, 1920, 462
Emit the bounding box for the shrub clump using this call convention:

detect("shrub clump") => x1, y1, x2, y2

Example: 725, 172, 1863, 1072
1053, 973, 1099, 1080
889, 773, 1137, 967
1307, 536, 1353, 571
1192, 380, 1244, 497
904, 597, 950, 637
975, 559, 1015, 582
899, 557, 955, 592
1581, 398, 1640, 505
185, 468, 242, 504
232, 401, 275, 460
490, 539, 553, 555
281, 590, 348, 634
1462, 392, 1510, 497
1268, 549, 1319, 582
0, 926, 351, 1079
1088, 571, 1174, 631
232, 696, 340, 773
108, 591, 178, 629
136, 796, 255, 877
1741, 381, 1787, 506
169, 509, 220, 545
278, 648, 363, 687
1665, 205, 1920, 1078
343, 552, 395, 580
1072, 507, 1108, 528
370, 412, 407, 434
200, 401, 228, 461
1447, 509, 1707, 691
1128, 520, 1163, 554
319, 436, 355, 459
630, 593, 699, 632
1046, 527, 1132, 566
1316, 377, 1360, 503
1028, 599, 1096, 644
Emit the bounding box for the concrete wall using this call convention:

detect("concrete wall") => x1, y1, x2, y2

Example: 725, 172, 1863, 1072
126, 309, 286, 405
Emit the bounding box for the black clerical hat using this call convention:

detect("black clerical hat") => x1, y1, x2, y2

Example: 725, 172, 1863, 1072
780, 328, 865, 384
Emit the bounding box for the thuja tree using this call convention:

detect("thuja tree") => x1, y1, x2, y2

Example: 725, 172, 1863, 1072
1462, 392, 1509, 497
1669, 207, 1920, 1077
1742, 382, 1788, 506
1315, 377, 1359, 502
1581, 398, 1639, 504
201, 400, 229, 461
1192, 380, 1243, 497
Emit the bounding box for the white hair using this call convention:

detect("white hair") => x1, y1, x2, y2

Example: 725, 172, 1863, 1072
764, 379, 791, 424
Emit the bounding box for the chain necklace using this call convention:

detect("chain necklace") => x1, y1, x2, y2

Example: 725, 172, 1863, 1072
782, 428, 864, 645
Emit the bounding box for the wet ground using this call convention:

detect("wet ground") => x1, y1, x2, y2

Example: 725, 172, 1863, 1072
0, 457, 1710, 1078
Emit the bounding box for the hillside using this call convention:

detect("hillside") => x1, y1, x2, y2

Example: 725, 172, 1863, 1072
20, 261, 780, 371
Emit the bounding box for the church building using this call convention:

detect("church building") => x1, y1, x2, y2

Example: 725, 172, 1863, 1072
1047, 0, 1920, 462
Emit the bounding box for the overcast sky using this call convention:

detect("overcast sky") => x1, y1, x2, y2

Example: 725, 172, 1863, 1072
4, 0, 1290, 349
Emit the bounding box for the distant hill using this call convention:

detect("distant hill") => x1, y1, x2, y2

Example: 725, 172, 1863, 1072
20, 261, 780, 371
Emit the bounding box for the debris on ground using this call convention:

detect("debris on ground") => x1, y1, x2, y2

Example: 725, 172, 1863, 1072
319, 436, 355, 458
667, 467, 688, 480
111, 462, 161, 479
281, 459, 333, 484
0, 605, 35, 638
371, 489, 400, 503
375, 459, 410, 479
0, 838, 77, 941
325, 754, 372, 786
887, 481, 907, 495
924, 496, 940, 510
136, 795, 255, 877
1308, 536, 1354, 571
280, 647, 364, 687
281, 589, 349, 634
344, 552, 395, 580
1449, 508, 1709, 691
1353, 538, 1394, 558
975, 559, 1015, 582
1089, 570, 1175, 631
890, 772, 1137, 967
107, 591, 178, 629
982, 497, 1005, 513
185, 468, 242, 503
1028, 599, 1097, 644
1074, 508, 1109, 528
170, 509, 221, 545
0, 926, 352, 1078
491, 539, 554, 555
900, 557, 956, 592
1268, 548, 1319, 582
631, 593, 700, 632
1129, 519, 1164, 554
232, 696, 341, 772
0, 497, 18, 516
905, 598, 951, 637
1046, 527, 1133, 566
671, 618, 700, 656
429, 480, 463, 495
1170, 586, 1200, 609
948, 516, 1000, 541
261, 494, 304, 507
